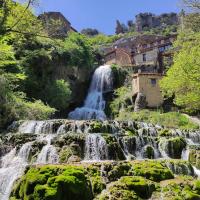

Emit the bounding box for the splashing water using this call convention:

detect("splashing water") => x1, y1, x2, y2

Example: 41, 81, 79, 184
84, 134, 108, 161
68, 65, 113, 120
36, 135, 58, 164
0, 142, 32, 200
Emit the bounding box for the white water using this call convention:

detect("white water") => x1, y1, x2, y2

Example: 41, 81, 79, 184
84, 134, 108, 161
0, 142, 32, 200
68, 65, 113, 120
36, 135, 58, 164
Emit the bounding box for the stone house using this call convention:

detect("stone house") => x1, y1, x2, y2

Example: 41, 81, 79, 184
38, 12, 77, 38
105, 48, 133, 66
132, 73, 163, 108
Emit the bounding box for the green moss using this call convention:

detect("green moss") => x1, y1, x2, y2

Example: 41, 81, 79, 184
132, 161, 174, 182
59, 146, 73, 163
91, 176, 106, 196
10, 165, 92, 200
90, 121, 103, 133
108, 162, 132, 181
158, 129, 171, 137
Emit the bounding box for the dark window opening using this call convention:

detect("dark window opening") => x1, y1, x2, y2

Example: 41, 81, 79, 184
143, 54, 146, 62
151, 78, 157, 86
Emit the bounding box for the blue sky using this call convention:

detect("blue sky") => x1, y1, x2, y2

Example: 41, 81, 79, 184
37, 0, 181, 35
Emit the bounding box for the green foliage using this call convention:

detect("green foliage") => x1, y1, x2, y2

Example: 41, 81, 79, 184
160, 32, 200, 113
0, 75, 55, 130
116, 110, 199, 129
110, 86, 133, 117
46, 79, 71, 110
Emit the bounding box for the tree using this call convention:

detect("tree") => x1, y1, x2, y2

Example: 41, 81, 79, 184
81, 28, 99, 36
182, 0, 200, 10
160, 32, 200, 113
0, 0, 45, 37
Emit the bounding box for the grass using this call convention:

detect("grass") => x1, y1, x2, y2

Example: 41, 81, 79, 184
116, 109, 199, 130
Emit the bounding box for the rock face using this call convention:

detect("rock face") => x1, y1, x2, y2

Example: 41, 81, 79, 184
38, 12, 77, 38
135, 12, 179, 32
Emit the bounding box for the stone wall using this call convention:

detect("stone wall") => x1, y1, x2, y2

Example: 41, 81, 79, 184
134, 48, 158, 66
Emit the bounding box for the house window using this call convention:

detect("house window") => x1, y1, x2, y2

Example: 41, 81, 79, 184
150, 78, 157, 86
143, 54, 146, 62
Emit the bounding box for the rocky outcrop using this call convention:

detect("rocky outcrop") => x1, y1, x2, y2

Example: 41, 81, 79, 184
134, 93, 147, 111
135, 12, 179, 32
38, 12, 77, 38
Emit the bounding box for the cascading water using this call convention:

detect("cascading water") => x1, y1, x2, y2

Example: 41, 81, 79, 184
36, 135, 58, 164
0, 142, 32, 200
68, 65, 113, 120
84, 134, 108, 161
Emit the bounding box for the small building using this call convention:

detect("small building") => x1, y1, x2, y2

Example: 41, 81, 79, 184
105, 48, 134, 66
132, 73, 163, 108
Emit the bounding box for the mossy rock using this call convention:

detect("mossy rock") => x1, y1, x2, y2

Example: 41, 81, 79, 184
91, 176, 106, 196
103, 135, 126, 160
189, 149, 200, 169
108, 162, 132, 181
59, 146, 73, 163
152, 176, 200, 200
165, 160, 194, 176
89, 121, 103, 133
159, 137, 187, 159
10, 165, 93, 200
143, 145, 155, 159
158, 129, 171, 137
132, 160, 174, 182
98, 176, 155, 200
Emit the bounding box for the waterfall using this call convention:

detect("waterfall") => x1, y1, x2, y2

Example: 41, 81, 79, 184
68, 65, 113, 120
36, 135, 58, 164
18, 120, 54, 134
84, 134, 108, 161
0, 142, 32, 200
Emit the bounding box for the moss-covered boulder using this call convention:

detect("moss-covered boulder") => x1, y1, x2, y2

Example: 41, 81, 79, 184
10, 165, 93, 200
143, 145, 155, 159
98, 176, 155, 200
103, 135, 126, 160
189, 146, 200, 169
159, 137, 187, 159
132, 160, 174, 182
165, 160, 194, 176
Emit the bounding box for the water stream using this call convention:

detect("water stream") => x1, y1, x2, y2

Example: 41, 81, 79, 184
0, 142, 32, 200
68, 65, 113, 120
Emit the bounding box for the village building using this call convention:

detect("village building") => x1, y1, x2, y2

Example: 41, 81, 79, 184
104, 48, 134, 66
104, 34, 177, 109
132, 73, 163, 108
38, 12, 77, 38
